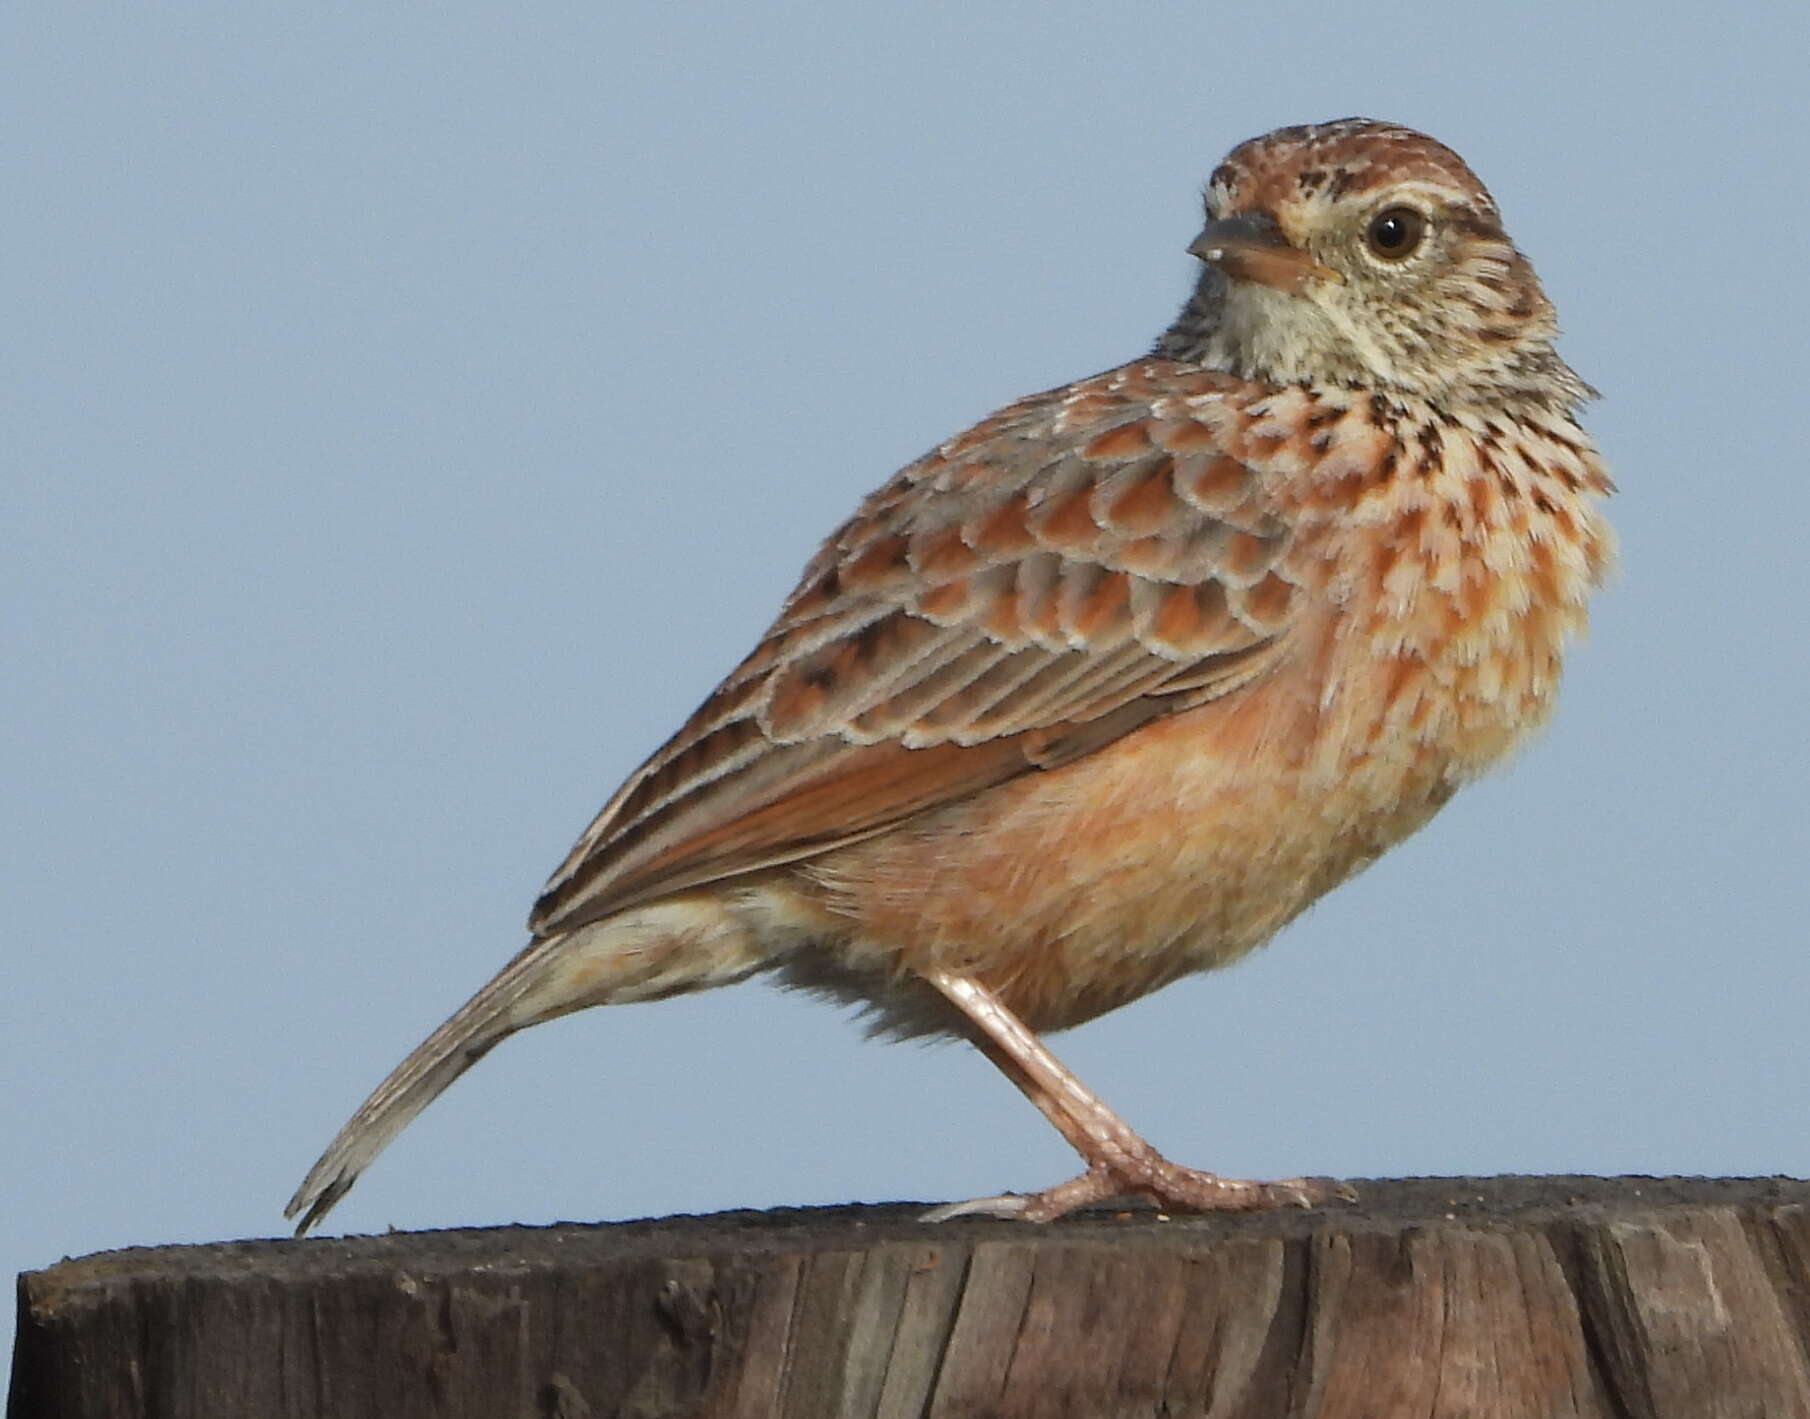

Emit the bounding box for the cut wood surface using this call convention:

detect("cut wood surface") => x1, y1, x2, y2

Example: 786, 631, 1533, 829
13, 1176, 1810, 1418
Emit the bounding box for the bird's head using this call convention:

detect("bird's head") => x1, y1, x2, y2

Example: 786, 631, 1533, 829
1159, 118, 1591, 411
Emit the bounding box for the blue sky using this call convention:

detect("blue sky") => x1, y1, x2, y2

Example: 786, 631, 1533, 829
7, 0, 1809, 1373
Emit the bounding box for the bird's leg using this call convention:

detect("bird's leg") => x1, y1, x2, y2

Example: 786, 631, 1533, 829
919, 969, 1352, 1222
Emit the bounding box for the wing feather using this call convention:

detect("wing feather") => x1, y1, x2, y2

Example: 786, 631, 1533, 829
531, 362, 1304, 936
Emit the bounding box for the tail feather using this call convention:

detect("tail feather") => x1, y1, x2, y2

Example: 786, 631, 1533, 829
285, 935, 560, 1235
286, 896, 771, 1234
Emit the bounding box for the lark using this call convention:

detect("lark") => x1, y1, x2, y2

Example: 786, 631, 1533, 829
289, 118, 1614, 1232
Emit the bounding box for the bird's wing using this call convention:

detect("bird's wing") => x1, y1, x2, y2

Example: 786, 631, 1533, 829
531, 362, 1304, 936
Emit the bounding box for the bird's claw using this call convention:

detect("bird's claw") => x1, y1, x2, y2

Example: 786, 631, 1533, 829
925, 1162, 1357, 1223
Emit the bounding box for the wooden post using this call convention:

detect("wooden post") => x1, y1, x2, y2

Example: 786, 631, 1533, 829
13, 1176, 1810, 1418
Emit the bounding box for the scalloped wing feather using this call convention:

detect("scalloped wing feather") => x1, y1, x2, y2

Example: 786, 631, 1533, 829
530, 363, 1302, 937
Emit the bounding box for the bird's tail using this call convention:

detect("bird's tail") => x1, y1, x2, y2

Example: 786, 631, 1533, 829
285, 898, 767, 1235
284, 933, 561, 1235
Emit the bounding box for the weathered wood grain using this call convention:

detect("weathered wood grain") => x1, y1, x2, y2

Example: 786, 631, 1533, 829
13, 1177, 1810, 1418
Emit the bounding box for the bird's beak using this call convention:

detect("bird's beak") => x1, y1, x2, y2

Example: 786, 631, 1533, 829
1188, 213, 1343, 293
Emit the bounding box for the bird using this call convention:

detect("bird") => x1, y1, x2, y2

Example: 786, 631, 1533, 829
287, 117, 1615, 1235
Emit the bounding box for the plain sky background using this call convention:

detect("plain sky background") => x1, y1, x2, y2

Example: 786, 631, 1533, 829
7, 0, 1809, 1375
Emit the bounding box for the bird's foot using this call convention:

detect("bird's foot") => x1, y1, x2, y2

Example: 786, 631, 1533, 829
923, 1158, 1356, 1223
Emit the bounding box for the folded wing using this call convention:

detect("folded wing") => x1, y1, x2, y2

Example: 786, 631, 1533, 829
532, 363, 1305, 937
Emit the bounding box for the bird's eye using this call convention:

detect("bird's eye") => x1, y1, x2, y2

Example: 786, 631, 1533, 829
1364, 206, 1427, 261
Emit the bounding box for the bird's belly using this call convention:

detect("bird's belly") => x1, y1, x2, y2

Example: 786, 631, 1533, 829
797, 659, 1478, 1035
